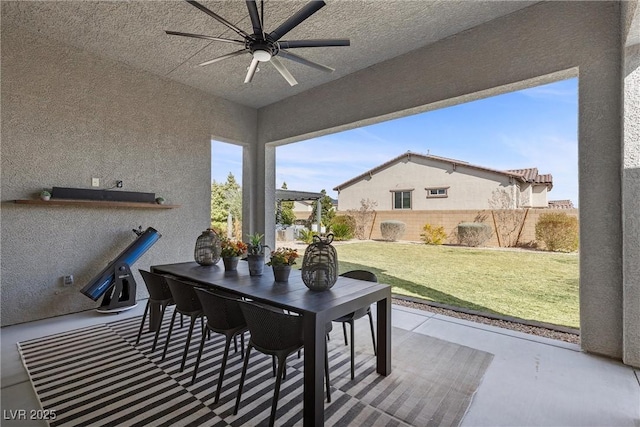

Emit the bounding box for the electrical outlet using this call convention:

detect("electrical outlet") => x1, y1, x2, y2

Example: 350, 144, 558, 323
91, 177, 100, 187
116, 180, 123, 188
63, 275, 74, 286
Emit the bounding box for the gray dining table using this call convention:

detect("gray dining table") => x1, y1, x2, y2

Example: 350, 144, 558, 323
150, 261, 392, 426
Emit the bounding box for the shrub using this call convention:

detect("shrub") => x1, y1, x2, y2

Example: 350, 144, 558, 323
535, 213, 579, 252
297, 228, 315, 245
421, 224, 447, 245
457, 222, 492, 247
380, 220, 406, 241
330, 215, 355, 241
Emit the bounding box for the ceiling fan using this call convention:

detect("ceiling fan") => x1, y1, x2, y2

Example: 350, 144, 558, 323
166, 0, 350, 86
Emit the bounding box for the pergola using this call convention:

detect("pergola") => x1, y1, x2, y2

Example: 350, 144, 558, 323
275, 188, 324, 228
1, 1, 639, 369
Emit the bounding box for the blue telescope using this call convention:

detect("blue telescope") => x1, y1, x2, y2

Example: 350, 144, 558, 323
81, 227, 161, 312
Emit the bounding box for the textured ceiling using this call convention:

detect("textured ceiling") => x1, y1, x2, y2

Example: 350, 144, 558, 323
1, 0, 536, 108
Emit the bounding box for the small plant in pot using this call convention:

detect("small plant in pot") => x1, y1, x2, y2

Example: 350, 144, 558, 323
267, 247, 299, 282
40, 190, 51, 201
246, 233, 270, 276
220, 238, 247, 271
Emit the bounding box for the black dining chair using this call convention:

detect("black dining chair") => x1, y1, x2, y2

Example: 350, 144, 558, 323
192, 288, 248, 403
136, 270, 177, 351
162, 277, 205, 372
234, 300, 331, 427
333, 270, 378, 380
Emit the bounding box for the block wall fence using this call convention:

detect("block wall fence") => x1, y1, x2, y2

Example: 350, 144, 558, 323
335, 209, 579, 248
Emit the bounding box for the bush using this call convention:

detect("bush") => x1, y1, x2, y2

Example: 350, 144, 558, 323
421, 224, 447, 245
535, 213, 579, 252
380, 220, 406, 241
297, 228, 315, 245
457, 222, 492, 247
330, 215, 355, 241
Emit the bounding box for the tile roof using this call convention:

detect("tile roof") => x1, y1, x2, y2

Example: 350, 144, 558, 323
548, 199, 575, 209
507, 168, 553, 188
334, 151, 554, 191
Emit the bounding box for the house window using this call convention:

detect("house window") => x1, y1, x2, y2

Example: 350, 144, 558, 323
393, 191, 412, 209
426, 187, 448, 198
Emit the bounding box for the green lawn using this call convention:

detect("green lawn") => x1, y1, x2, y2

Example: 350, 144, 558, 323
335, 242, 579, 329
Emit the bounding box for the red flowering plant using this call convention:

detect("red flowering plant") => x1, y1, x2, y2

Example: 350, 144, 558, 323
267, 247, 299, 266
220, 238, 248, 258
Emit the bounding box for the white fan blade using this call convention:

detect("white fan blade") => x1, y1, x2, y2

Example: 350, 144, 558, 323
270, 57, 298, 86
245, 58, 260, 83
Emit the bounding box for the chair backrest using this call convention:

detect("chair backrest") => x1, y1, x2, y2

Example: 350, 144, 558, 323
340, 270, 378, 283
164, 277, 203, 313
238, 301, 303, 352
139, 270, 173, 301
194, 288, 245, 331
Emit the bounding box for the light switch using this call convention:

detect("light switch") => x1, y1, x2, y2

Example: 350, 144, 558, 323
92, 178, 100, 187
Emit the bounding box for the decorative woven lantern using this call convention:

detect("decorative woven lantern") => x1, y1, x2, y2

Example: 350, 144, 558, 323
301, 234, 338, 291
194, 228, 221, 266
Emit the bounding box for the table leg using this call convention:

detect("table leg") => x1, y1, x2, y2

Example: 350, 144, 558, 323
376, 295, 392, 375
303, 313, 325, 426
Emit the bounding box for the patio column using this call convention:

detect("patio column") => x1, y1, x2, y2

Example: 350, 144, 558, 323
242, 142, 276, 250
622, 41, 640, 367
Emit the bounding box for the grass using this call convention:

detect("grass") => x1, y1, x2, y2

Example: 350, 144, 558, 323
334, 242, 580, 329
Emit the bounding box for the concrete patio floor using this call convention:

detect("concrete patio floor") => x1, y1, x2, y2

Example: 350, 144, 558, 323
2, 302, 638, 426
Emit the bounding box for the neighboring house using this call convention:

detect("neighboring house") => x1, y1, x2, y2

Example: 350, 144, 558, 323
548, 199, 575, 209
333, 152, 554, 211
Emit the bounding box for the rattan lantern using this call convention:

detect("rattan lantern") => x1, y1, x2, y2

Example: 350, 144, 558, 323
194, 228, 221, 266
301, 234, 338, 291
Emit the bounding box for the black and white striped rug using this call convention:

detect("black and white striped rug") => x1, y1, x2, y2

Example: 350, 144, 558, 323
18, 308, 493, 426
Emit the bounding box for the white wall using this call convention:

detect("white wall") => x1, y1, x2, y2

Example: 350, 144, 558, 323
1, 24, 257, 325
531, 186, 548, 208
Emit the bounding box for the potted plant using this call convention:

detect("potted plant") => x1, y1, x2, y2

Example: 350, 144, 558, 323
267, 247, 299, 282
155, 196, 165, 205
246, 233, 270, 276
220, 238, 247, 271
40, 190, 51, 201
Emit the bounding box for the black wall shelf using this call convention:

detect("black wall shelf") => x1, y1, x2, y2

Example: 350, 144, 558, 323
14, 199, 179, 209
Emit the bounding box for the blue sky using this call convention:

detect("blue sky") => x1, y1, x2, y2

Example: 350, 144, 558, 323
212, 77, 578, 205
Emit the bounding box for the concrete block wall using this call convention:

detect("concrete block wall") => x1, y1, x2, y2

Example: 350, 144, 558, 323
338, 209, 579, 249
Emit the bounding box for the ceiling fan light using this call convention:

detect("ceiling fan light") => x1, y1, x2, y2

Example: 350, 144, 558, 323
253, 49, 272, 62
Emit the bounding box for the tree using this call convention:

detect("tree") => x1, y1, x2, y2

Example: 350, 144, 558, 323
211, 172, 242, 238
309, 189, 335, 227
347, 198, 377, 240
488, 188, 526, 247
278, 182, 296, 226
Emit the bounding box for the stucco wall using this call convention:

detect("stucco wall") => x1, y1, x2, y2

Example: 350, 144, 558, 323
259, 2, 624, 360
623, 43, 640, 366
0, 24, 257, 326
337, 156, 516, 211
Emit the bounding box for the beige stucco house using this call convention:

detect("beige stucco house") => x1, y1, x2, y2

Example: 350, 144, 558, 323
334, 152, 554, 211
